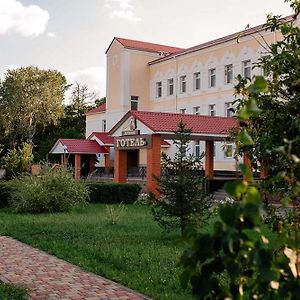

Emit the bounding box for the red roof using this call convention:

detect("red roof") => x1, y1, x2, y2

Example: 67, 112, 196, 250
149, 14, 295, 65
50, 139, 109, 154
109, 111, 237, 136
86, 103, 106, 115
88, 132, 114, 145
107, 37, 184, 54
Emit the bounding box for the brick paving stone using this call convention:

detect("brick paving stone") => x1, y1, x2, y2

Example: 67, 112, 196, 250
0, 236, 151, 300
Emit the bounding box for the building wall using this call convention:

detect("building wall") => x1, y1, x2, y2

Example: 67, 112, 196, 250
86, 113, 106, 137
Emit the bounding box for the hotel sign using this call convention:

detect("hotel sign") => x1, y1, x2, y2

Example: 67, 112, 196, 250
115, 135, 152, 150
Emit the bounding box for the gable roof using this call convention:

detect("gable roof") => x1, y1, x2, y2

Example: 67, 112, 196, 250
86, 103, 106, 115
87, 132, 114, 145
149, 14, 295, 65
109, 111, 237, 137
50, 139, 109, 154
106, 37, 184, 55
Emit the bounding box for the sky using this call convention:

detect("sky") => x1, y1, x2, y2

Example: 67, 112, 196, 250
0, 0, 293, 99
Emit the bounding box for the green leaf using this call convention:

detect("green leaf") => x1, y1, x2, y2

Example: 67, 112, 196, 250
225, 180, 248, 199
239, 128, 254, 146
238, 163, 253, 182
244, 186, 261, 205
219, 203, 240, 226
246, 98, 261, 117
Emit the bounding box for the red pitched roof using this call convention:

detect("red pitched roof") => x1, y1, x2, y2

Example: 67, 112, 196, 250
88, 132, 114, 145
149, 14, 295, 65
109, 111, 237, 136
107, 37, 184, 54
86, 103, 106, 115
50, 139, 109, 154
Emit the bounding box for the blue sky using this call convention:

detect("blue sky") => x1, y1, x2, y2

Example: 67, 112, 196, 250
0, 0, 293, 98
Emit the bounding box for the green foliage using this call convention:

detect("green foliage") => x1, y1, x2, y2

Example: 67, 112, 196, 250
105, 202, 127, 225
152, 121, 211, 234
86, 182, 141, 204
0, 182, 11, 208
0, 283, 27, 300
8, 164, 89, 213
2, 143, 33, 179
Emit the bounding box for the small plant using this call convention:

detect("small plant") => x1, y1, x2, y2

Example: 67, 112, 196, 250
105, 202, 127, 225
9, 163, 89, 213
134, 193, 151, 205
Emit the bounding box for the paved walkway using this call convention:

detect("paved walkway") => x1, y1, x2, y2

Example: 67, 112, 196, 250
0, 236, 150, 300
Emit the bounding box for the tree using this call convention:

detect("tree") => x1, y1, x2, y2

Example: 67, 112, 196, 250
152, 121, 211, 234
0, 66, 68, 145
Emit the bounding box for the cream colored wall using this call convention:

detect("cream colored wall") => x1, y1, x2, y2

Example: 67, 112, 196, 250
85, 113, 106, 137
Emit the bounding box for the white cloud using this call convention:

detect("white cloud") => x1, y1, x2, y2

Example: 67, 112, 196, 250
67, 66, 106, 99
46, 32, 56, 38
105, 0, 141, 23
0, 0, 49, 37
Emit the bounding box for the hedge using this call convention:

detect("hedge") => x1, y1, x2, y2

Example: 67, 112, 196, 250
86, 182, 141, 204
0, 182, 11, 208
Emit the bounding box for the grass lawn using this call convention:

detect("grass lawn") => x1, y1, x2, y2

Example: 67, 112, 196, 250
0, 283, 27, 300
0, 204, 194, 300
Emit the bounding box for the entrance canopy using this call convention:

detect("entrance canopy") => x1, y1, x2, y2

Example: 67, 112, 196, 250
109, 110, 237, 141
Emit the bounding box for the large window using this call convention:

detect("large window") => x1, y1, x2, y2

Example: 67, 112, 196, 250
209, 68, 216, 87
193, 72, 201, 90
224, 64, 233, 84
180, 75, 187, 93
193, 106, 200, 115
225, 102, 234, 117
194, 141, 201, 158
156, 81, 162, 98
131, 96, 138, 111
209, 104, 216, 116
243, 60, 251, 79
167, 78, 174, 96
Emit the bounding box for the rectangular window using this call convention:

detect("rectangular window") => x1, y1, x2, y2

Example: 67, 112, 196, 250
225, 102, 234, 117
194, 141, 201, 158
180, 75, 187, 93
243, 60, 251, 79
194, 106, 200, 115
209, 104, 216, 116
131, 96, 138, 111
209, 68, 216, 87
224, 144, 234, 158
193, 72, 201, 90
167, 78, 174, 96
179, 108, 186, 114
224, 64, 233, 84
156, 81, 162, 98
102, 120, 106, 132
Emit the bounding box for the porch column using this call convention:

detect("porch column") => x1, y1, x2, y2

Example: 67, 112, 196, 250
60, 154, 64, 166
243, 152, 252, 181
260, 160, 268, 179
146, 134, 161, 196
114, 149, 127, 183
205, 140, 214, 180
104, 147, 111, 175
74, 154, 81, 179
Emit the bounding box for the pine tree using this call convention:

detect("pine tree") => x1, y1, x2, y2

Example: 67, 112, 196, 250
152, 120, 212, 234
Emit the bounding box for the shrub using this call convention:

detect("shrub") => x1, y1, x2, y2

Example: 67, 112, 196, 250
0, 182, 11, 208
9, 164, 89, 213
86, 182, 141, 204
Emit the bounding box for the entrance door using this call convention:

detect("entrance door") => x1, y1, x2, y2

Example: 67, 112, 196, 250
127, 149, 139, 177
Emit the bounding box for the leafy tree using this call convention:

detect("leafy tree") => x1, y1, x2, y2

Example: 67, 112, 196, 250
0, 66, 68, 145
152, 121, 211, 234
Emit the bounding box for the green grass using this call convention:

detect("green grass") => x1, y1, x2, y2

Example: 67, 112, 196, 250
0, 204, 194, 300
0, 283, 27, 300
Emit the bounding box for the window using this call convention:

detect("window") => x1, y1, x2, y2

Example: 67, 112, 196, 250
209, 104, 216, 116
194, 141, 201, 158
131, 96, 138, 111
180, 75, 187, 93
167, 78, 174, 96
209, 68, 216, 87
224, 144, 234, 158
224, 64, 233, 84
156, 81, 162, 98
180, 108, 186, 114
193, 72, 201, 90
194, 106, 200, 115
225, 102, 234, 117
102, 120, 106, 132
243, 60, 251, 79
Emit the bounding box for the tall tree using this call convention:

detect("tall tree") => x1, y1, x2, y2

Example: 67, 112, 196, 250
0, 66, 68, 145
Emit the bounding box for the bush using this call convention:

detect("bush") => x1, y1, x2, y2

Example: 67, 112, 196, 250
0, 182, 11, 208
86, 182, 141, 204
9, 165, 89, 213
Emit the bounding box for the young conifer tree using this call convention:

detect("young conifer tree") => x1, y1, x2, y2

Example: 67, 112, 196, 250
152, 120, 211, 234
